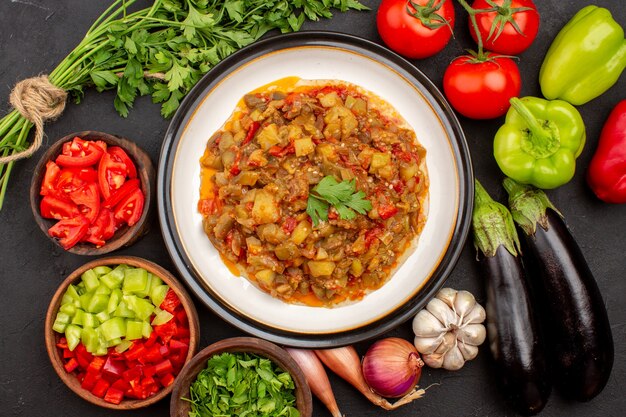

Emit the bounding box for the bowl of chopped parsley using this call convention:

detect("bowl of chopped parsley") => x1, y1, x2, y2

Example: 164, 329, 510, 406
170, 337, 312, 417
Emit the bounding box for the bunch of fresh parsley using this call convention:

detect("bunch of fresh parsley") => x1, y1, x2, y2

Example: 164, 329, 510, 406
0, 0, 368, 209
307, 175, 372, 226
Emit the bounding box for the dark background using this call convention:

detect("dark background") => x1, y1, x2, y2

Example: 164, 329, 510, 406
1, 1, 624, 416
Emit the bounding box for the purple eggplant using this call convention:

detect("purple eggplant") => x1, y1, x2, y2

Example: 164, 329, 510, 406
504, 178, 614, 402
473, 180, 551, 415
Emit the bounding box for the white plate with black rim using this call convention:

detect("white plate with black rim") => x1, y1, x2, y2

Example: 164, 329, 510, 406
158, 31, 473, 347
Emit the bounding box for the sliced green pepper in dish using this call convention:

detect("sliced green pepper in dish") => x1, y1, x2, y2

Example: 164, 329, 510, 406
539, 5, 626, 105
494, 97, 586, 189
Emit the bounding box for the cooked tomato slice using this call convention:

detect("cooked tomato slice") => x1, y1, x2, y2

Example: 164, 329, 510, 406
98, 152, 127, 200
48, 215, 90, 249
40, 161, 62, 196
69, 182, 101, 224
113, 188, 144, 227
378, 203, 398, 220
56, 167, 98, 196
102, 178, 140, 209
56, 137, 104, 168
83, 208, 115, 246
40, 195, 80, 220
108, 146, 137, 179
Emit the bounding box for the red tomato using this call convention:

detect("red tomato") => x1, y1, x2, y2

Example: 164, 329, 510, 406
70, 182, 101, 224
40, 161, 62, 196
40, 195, 80, 220
56, 137, 104, 167
55, 167, 98, 197
98, 152, 127, 199
443, 54, 521, 119
48, 215, 90, 249
83, 208, 116, 246
377, 0, 455, 59
108, 146, 138, 179
103, 178, 140, 209
113, 188, 144, 227
470, 0, 540, 55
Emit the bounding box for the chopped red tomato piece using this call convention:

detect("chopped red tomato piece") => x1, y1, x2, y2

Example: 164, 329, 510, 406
70, 182, 101, 224
281, 217, 297, 235
55, 167, 98, 196
40, 161, 62, 196
48, 215, 90, 249
198, 198, 221, 216
40, 195, 80, 220
83, 208, 116, 246
98, 152, 127, 199
103, 178, 140, 209
113, 188, 144, 227
378, 203, 398, 220
56, 137, 104, 167
108, 146, 137, 179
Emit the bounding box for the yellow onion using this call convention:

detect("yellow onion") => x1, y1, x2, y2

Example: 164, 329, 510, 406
361, 337, 424, 398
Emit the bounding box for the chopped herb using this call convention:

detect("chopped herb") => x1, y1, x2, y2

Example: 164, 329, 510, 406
184, 352, 300, 417
307, 175, 372, 226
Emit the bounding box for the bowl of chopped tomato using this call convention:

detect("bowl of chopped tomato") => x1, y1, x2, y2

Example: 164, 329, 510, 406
45, 256, 200, 409
30, 131, 155, 255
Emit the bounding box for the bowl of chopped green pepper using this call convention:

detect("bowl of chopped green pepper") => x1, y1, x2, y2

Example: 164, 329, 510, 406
170, 337, 313, 417
45, 256, 200, 409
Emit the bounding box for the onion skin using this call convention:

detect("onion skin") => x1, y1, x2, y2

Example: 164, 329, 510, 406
361, 337, 424, 398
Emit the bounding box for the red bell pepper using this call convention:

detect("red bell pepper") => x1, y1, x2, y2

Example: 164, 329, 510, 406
91, 378, 111, 398
64, 358, 79, 373
104, 386, 125, 405
102, 356, 127, 381
81, 371, 100, 391
587, 100, 626, 203
242, 121, 261, 145
159, 289, 181, 314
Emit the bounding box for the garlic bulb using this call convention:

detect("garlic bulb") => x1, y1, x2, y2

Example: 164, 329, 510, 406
412, 288, 486, 371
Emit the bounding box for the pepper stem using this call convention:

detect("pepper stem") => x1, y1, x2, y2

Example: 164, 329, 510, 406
472, 180, 521, 258
509, 97, 561, 159
503, 177, 561, 236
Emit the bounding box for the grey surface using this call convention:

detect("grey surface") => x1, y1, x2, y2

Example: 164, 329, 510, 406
0, 1, 624, 416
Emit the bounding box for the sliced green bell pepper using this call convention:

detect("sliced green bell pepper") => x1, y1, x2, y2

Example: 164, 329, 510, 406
494, 97, 586, 189
539, 5, 626, 105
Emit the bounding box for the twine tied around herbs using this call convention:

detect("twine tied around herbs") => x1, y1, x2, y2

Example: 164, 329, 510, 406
0, 75, 67, 164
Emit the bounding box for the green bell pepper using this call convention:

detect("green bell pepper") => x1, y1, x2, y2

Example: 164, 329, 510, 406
539, 5, 626, 105
494, 97, 586, 189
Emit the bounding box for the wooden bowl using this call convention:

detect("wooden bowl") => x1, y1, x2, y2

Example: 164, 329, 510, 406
30, 131, 155, 255
170, 337, 313, 417
45, 256, 200, 410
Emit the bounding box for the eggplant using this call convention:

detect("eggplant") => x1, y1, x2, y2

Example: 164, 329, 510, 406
472, 181, 551, 415
504, 178, 614, 402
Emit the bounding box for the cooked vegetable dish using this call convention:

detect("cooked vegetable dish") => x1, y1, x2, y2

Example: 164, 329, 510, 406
198, 78, 428, 306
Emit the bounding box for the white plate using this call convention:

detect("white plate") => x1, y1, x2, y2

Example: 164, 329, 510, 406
158, 32, 473, 347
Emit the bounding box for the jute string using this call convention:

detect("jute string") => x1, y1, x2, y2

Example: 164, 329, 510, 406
0, 75, 67, 164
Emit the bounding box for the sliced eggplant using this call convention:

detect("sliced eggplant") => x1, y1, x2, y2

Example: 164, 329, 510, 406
505, 178, 614, 402
473, 180, 551, 415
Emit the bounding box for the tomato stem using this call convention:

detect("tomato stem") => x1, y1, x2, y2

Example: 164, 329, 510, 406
456, 0, 486, 56
407, 0, 453, 32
